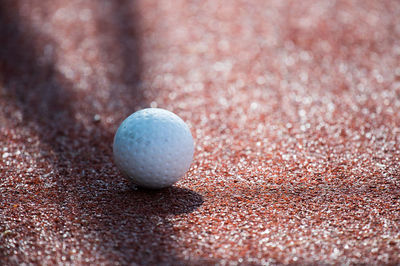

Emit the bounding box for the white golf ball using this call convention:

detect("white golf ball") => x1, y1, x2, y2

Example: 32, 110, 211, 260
113, 108, 194, 189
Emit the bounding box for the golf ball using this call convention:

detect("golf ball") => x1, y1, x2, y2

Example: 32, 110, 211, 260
113, 108, 194, 189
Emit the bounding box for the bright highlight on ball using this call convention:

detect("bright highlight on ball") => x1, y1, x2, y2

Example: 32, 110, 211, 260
113, 108, 194, 189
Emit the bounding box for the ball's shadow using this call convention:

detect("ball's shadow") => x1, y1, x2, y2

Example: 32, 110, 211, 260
98, 185, 204, 217
77, 184, 203, 264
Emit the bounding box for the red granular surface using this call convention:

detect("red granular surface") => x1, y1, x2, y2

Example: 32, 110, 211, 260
1, 0, 400, 264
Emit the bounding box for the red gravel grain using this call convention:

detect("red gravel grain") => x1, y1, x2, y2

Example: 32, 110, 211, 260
1, 0, 400, 265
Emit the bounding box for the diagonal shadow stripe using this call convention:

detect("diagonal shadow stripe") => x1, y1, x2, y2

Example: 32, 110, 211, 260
0, 0, 203, 264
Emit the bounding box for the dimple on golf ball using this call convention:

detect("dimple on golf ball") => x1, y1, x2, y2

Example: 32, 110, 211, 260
113, 108, 194, 189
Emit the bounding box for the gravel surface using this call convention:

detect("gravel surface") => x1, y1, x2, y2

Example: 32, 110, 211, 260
1, 0, 400, 265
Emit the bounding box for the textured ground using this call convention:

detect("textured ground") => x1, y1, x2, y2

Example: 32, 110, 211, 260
1, 0, 400, 265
